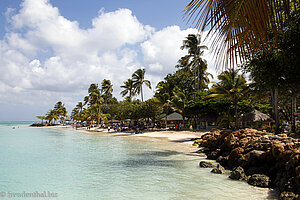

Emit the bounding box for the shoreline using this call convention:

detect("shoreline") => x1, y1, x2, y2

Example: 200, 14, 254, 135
46, 125, 277, 198
49, 125, 208, 154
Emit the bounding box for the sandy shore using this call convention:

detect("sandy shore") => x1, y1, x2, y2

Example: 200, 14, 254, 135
50, 125, 209, 154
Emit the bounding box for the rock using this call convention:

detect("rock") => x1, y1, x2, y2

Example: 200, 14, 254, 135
248, 150, 265, 165
280, 191, 298, 200
207, 149, 220, 160
246, 166, 267, 176
197, 129, 300, 196
199, 161, 215, 168
216, 155, 228, 166
229, 166, 248, 181
211, 164, 225, 174
248, 174, 270, 188
272, 142, 285, 157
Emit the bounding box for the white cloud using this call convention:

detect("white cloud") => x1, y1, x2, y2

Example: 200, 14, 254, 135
141, 26, 198, 75
0, 0, 217, 120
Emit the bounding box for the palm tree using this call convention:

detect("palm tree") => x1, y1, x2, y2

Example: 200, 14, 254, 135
180, 34, 209, 92
36, 116, 46, 124
184, 0, 298, 66
169, 87, 189, 127
208, 68, 247, 129
76, 102, 84, 112
155, 81, 172, 128
120, 78, 136, 101
88, 83, 101, 106
83, 96, 89, 106
45, 109, 58, 124
53, 101, 67, 124
132, 69, 152, 102
101, 79, 113, 103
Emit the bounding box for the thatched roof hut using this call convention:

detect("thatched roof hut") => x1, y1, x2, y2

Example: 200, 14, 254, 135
161, 112, 187, 121
240, 110, 273, 122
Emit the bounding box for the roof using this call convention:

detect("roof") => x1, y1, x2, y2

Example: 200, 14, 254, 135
239, 110, 273, 122
161, 112, 186, 121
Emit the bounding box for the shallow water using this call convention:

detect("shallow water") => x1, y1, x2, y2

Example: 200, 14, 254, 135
0, 122, 275, 199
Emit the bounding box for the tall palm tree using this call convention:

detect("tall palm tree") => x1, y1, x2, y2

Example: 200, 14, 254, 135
155, 81, 172, 128
180, 34, 208, 92
88, 83, 101, 106
208, 68, 247, 129
76, 102, 84, 112
184, 0, 298, 66
53, 101, 67, 124
45, 109, 58, 124
101, 79, 113, 101
120, 78, 136, 101
132, 69, 152, 102
83, 96, 89, 106
169, 87, 189, 127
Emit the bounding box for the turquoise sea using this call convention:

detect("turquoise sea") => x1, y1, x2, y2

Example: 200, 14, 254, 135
0, 122, 274, 200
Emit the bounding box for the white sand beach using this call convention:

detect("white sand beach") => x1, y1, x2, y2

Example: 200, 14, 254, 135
50, 125, 208, 154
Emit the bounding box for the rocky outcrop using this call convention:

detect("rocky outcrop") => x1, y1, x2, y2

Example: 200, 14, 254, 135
199, 161, 215, 168
194, 129, 300, 196
229, 166, 248, 181
280, 191, 299, 200
248, 174, 270, 187
211, 164, 226, 174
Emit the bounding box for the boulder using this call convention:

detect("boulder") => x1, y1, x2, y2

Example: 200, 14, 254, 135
207, 149, 220, 160
229, 166, 248, 181
211, 164, 226, 174
216, 155, 228, 166
248, 174, 270, 188
199, 161, 215, 168
280, 191, 298, 200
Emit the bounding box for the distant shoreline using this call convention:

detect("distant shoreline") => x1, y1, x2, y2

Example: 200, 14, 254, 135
47, 125, 207, 154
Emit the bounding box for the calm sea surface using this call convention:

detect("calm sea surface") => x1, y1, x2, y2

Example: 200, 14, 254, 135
0, 122, 274, 200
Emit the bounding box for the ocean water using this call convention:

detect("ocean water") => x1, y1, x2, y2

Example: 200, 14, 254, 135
0, 122, 275, 200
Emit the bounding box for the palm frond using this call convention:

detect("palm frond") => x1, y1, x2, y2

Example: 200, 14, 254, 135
184, 0, 299, 67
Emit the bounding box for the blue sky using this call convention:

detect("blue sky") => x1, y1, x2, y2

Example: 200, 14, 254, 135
0, 0, 190, 37
0, 0, 216, 121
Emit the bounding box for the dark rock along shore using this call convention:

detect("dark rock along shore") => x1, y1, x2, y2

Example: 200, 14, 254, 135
195, 129, 300, 200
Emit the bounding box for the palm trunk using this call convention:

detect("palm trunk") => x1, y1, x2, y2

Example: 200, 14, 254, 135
165, 112, 168, 129
234, 99, 238, 130
291, 88, 296, 133
271, 88, 280, 133
141, 86, 143, 102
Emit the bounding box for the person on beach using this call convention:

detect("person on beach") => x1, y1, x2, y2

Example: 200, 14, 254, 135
108, 126, 110, 132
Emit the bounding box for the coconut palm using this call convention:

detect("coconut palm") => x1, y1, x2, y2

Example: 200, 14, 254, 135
87, 83, 101, 106
45, 109, 58, 124
208, 68, 247, 129
83, 96, 89, 106
180, 34, 209, 92
184, 0, 298, 66
53, 101, 67, 124
132, 69, 151, 102
120, 78, 136, 101
101, 79, 113, 103
36, 116, 46, 124
76, 102, 84, 112
155, 81, 172, 128
169, 87, 190, 127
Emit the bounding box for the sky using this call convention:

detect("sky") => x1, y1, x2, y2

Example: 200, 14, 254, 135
0, 0, 218, 121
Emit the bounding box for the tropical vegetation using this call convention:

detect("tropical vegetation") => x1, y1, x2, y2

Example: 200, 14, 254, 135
37, 31, 298, 134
